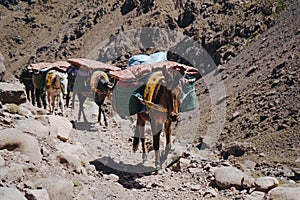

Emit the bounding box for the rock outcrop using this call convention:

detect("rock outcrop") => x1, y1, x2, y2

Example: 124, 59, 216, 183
0, 52, 5, 81
0, 82, 26, 105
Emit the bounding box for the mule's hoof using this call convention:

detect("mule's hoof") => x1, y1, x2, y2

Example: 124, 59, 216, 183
132, 146, 138, 152
165, 144, 172, 153
155, 164, 162, 171
155, 168, 164, 175
142, 153, 147, 162
160, 153, 168, 164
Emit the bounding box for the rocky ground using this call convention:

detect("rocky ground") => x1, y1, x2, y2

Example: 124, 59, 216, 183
0, 85, 299, 200
0, 0, 300, 199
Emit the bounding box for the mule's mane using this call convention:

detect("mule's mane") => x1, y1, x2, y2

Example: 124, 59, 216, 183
51, 73, 61, 88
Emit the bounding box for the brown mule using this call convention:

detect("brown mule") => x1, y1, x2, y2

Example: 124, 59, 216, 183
133, 65, 186, 169
67, 70, 114, 126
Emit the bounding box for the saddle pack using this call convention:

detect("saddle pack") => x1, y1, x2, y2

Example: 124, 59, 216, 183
46, 71, 54, 88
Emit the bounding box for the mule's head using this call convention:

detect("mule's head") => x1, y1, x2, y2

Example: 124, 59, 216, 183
162, 65, 185, 122
59, 73, 68, 96
95, 72, 114, 93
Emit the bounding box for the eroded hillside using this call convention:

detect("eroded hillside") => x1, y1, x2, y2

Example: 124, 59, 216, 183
0, 0, 291, 81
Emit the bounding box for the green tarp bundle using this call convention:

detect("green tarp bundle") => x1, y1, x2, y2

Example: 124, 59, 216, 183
112, 81, 145, 116
180, 82, 197, 112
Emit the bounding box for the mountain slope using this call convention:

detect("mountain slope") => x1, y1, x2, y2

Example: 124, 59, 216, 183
0, 0, 291, 81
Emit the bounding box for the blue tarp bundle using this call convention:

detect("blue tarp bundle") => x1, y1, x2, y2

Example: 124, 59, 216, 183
149, 52, 167, 63
114, 52, 197, 116
128, 51, 168, 67
129, 55, 153, 67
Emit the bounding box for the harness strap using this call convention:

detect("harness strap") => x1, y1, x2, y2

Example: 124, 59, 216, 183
53, 86, 61, 90
90, 71, 109, 93
22, 77, 32, 80
94, 88, 107, 95
144, 100, 168, 113
46, 72, 54, 88
134, 94, 168, 113
144, 72, 167, 112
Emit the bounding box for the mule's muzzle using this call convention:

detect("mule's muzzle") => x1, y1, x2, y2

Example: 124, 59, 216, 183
170, 112, 178, 122
62, 91, 68, 99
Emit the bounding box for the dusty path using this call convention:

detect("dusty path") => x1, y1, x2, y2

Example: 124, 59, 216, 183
65, 95, 232, 199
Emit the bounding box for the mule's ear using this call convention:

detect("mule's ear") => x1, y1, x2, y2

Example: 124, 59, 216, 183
179, 65, 185, 75
162, 65, 170, 78
107, 82, 114, 89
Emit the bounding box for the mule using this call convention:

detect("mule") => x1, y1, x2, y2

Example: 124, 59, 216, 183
133, 65, 186, 169
67, 69, 113, 126
20, 66, 35, 105
32, 71, 47, 109
45, 70, 68, 115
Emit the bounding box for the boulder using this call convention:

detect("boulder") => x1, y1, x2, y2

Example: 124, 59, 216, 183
245, 191, 266, 200
0, 155, 4, 166
57, 152, 84, 173
103, 174, 119, 182
268, 186, 300, 200
15, 118, 50, 139
121, 0, 138, 15
214, 166, 254, 189
36, 176, 73, 200
0, 128, 42, 163
177, 1, 197, 28
0, 187, 27, 200
0, 164, 24, 182
20, 101, 47, 115
220, 142, 247, 159
0, 82, 26, 105
25, 189, 50, 200
254, 176, 279, 192
47, 115, 72, 142
56, 142, 91, 173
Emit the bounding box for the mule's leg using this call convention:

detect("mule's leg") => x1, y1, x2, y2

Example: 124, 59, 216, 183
161, 119, 172, 163
35, 88, 41, 108
47, 91, 52, 113
72, 92, 75, 110
103, 108, 108, 127
78, 94, 87, 122
78, 99, 82, 121
66, 90, 70, 108
30, 87, 35, 105
51, 94, 55, 114
77, 94, 83, 121
133, 128, 140, 152
41, 89, 47, 109
59, 92, 64, 116
98, 106, 102, 125
151, 121, 163, 169
140, 122, 147, 162
165, 119, 172, 151
25, 87, 30, 101
81, 105, 88, 122
133, 113, 147, 159
98, 106, 108, 126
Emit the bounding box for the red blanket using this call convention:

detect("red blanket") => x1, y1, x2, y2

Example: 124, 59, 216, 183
67, 58, 120, 72
110, 61, 200, 81
30, 61, 70, 72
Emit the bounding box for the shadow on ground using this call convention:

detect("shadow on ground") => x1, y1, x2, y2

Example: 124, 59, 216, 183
90, 156, 158, 189
71, 121, 99, 132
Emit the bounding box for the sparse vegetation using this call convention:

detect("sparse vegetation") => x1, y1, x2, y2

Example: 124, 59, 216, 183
6, 103, 25, 116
